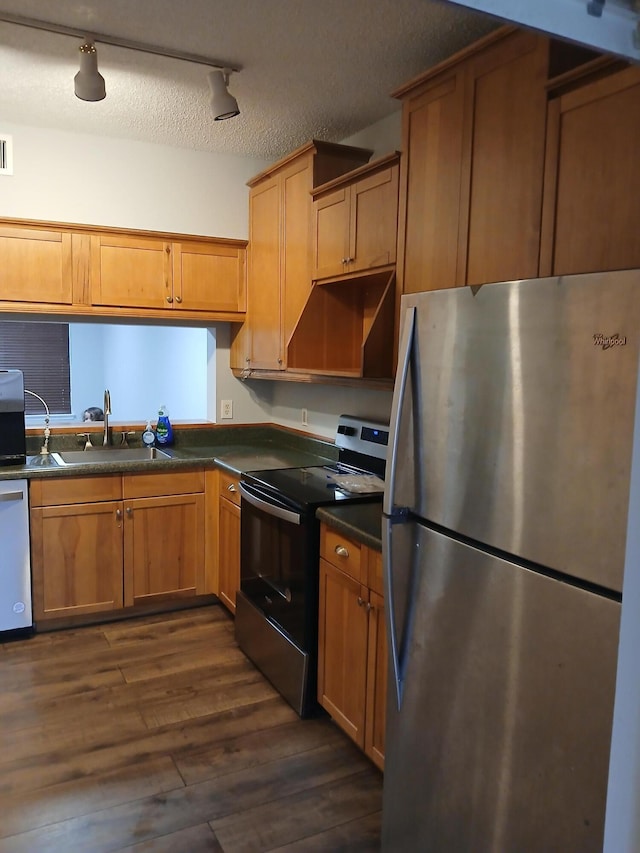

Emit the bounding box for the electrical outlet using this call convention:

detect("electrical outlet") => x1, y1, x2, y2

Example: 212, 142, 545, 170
221, 399, 233, 419
301, 408, 308, 426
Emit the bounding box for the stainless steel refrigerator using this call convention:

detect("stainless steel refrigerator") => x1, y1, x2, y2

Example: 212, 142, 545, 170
382, 270, 640, 852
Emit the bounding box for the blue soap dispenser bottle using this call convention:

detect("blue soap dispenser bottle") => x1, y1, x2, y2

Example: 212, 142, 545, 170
155, 405, 173, 446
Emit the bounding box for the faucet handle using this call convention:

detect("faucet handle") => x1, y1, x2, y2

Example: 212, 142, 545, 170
77, 433, 94, 450
120, 431, 135, 447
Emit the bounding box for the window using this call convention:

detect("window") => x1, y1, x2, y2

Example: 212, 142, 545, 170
0, 321, 71, 415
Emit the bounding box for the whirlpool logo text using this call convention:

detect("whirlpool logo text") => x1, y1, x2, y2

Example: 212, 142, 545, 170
593, 333, 627, 350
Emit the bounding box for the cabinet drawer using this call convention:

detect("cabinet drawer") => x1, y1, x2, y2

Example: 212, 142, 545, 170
219, 471, 241, 506
123, 469, 204, 499
320, 525, 362, 582
30, 475, 122, 507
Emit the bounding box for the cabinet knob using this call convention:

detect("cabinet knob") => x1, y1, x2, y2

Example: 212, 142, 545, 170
335, 545, 349, 558
175, 295, 182, 303
115, 508, 122, 521
357, 596, 365, 607
227, 483, 237, 493
166, 295, 173, 304
126, 507, 132, 517
278, 357, 283, 365
366, 602, 373, 613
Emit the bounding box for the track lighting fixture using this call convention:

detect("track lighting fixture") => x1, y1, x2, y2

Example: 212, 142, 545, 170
74, 41, 106, 102
0, 12, 241, 118
208, 69, 240, 121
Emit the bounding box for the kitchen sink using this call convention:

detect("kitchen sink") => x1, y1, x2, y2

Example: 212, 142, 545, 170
51, 447, 172, 466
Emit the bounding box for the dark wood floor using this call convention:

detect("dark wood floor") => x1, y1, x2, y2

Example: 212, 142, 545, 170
0, 606, 382, 852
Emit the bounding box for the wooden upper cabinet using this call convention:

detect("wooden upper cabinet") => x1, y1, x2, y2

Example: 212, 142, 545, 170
460, 30, 548, 286
395, 28, 548, 293
240, 140, 372, 373
0, 224, 74, 305
173, 240, 246, 313
540, 64, 640, 277
398, 72, 465, 294
91, 233, 171, 309
247, 174, 282, 369
91, 232, 246, 315
312, 155, 400, 281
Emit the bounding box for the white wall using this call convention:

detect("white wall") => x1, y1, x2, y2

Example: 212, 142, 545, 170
0, 122, 262, 237
69, 323, 106, 416
340, 110, 402, 160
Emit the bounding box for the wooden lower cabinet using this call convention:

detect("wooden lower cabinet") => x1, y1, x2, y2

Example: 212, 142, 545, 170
216, 470, 241, 614
30, 470, 205, 624
30, 498, 124, 620
317, 524, 386, 771
124, 492, 204, 607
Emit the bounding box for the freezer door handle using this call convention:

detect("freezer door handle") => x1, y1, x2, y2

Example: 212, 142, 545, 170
0, 491, 24, 502
384, 305, 415, 517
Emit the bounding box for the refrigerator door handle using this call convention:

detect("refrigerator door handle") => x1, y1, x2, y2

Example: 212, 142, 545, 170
383, 515, 413, 710
384, 304, 416, 517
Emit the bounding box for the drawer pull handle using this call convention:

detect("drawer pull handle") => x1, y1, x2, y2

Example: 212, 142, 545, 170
335, 545, 349, 558
227, 483, 237, 492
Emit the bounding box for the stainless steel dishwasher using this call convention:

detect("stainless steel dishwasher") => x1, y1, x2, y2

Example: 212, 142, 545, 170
0, 479, 33, 635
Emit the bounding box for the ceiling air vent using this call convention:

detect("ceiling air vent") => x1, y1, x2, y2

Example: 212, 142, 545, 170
0, 134, 14, 175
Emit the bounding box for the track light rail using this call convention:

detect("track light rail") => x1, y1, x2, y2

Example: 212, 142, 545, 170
0, 11, 241, 72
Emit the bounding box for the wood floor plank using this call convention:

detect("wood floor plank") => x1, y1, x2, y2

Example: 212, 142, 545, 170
0, 743, 372, 853
0, 755, 184, 839
210, 769, 382, 852
271, 810, 383, 852
175, 717, 344, 786
0, 696, 297, 798
140, 676, 279, 728
114, 823, 223, 852
100, 606, 230, 647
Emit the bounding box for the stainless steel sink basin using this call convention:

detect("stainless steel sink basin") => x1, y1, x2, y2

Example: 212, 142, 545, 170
51, 447, 172, 466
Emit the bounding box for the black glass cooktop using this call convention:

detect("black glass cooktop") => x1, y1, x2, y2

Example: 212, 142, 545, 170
242, 464, 383, 512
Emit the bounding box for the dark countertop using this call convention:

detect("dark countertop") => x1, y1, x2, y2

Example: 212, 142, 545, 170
0, 427, 337, 481
316, 501, 383, 551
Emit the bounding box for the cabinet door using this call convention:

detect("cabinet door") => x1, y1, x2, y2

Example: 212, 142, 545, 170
350, 164, 399, 273
540, 65, 640, 277
281, 157, 314, 356
247, 176, 283, 369
318, 558, 368, 748
365, 590, 387, 771
124, 493, 204, 606
399, 71, 465, 293
30, 501, 124, 621
0, 225, 73, 305
313, 187, 351, 280
90, 233, 172, 310
460, 31, 547, 286
172, 241, 246, 313
218, 496, 240, 614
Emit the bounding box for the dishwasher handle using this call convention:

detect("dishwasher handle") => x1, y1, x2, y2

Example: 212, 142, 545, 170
238, 482, 302, 526
0, 491, 24, 502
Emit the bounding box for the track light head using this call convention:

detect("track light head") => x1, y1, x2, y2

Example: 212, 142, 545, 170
208, 69, 240, 120
74, 41, 106, 102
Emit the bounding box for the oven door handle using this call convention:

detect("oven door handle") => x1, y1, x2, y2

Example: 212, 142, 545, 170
238, 482, 302, 525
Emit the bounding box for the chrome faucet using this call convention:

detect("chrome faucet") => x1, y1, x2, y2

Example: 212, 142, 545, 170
103, 389, 111, 446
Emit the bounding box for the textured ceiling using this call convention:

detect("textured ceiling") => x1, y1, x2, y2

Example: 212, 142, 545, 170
0, 0, 497, 161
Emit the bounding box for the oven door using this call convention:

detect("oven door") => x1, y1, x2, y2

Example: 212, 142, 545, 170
239, 480, 317, 651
